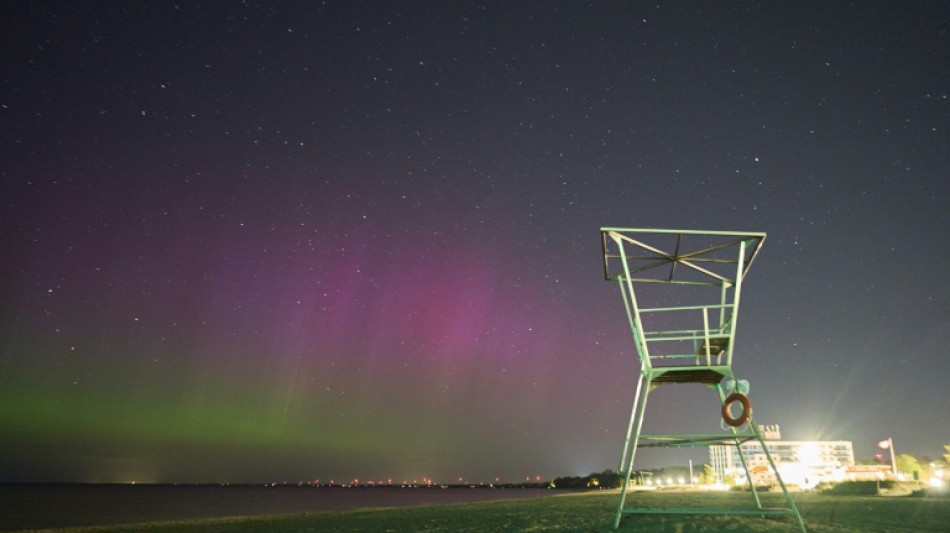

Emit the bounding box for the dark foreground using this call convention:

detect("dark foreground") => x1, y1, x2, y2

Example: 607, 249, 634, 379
11, 489, 950, 532
0, 484, 554, 532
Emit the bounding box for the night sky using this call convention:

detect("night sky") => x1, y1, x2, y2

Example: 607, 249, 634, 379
2, 2, 948, 484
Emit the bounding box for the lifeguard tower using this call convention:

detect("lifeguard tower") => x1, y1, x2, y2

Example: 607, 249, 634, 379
600, 228, 805, 531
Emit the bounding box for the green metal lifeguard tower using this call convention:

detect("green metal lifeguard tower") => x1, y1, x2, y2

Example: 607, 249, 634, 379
600, 228, 805, 531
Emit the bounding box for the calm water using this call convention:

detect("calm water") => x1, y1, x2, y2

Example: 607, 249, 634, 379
1, 484, 557, 531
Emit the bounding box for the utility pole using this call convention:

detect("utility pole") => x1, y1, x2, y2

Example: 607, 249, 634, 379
879, 438, 898, 477
888, 437, 897, 477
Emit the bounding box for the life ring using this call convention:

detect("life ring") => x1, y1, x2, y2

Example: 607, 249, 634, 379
721, 392, 752, 427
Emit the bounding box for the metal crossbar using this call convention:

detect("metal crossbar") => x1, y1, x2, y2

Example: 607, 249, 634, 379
621, 507, 799, 516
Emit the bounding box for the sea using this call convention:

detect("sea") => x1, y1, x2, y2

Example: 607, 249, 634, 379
1, 484, 557, 531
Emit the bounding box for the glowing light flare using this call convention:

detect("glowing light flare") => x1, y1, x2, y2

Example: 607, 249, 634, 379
797, 443, 821, 467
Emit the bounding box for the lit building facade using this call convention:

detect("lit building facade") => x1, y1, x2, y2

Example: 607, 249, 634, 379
709, 425, 854, 488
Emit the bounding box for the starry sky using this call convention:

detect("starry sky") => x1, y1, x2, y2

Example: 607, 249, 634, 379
1, 2, 948, 484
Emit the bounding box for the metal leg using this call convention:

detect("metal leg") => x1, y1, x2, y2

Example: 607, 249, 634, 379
735, 429, 764, 508
617, 372, 645, 475
614, 372, 652, 529
750, 420, 807, 532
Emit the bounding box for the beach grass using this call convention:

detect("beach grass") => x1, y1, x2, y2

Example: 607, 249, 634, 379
30, 489, 950, 533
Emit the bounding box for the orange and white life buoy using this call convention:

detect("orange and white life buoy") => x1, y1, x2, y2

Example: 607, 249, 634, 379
721, 392, 752, 427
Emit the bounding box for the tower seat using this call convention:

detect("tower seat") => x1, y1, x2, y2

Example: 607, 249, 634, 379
698, 337, 729, 356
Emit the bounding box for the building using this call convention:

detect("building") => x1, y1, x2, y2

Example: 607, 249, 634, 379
709, 425, 854, 489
